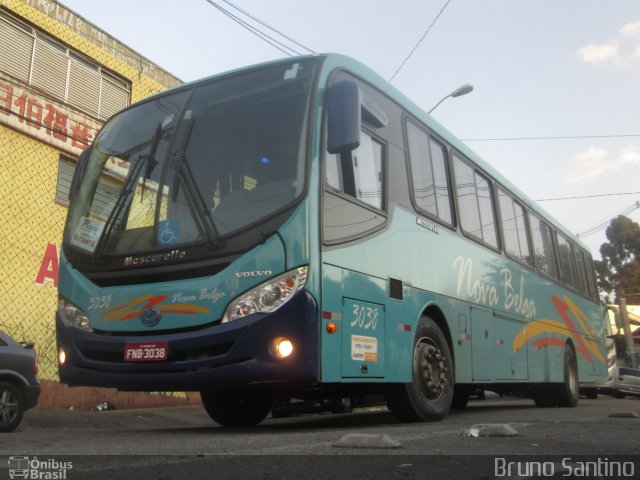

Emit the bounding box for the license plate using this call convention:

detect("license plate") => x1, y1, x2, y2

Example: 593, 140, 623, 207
124, 341, 169, 362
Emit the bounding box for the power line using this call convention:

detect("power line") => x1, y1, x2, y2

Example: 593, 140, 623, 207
537, 192, 640, 202
577, 201, 640, 238
204, 0, 313, 57
204, 1, 299, 56
389, 0, 452, 83
221, 0, 315, 54
462, 134, 640, 142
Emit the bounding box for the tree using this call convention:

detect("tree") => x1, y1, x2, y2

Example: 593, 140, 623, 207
594, 215, 640, 305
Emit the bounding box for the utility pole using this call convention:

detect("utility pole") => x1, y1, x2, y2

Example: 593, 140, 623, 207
617, 289, 638, 369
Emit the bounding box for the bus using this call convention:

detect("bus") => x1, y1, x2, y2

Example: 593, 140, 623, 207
56, 54, 607, 426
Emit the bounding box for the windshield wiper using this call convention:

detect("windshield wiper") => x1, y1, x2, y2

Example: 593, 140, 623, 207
93, 123, 164, 260
170, 116, 222, 249
141, 123, 161, 198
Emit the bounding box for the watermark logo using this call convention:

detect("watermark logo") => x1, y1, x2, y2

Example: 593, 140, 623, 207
8, 456, 72, 479
495, 457, 635, 478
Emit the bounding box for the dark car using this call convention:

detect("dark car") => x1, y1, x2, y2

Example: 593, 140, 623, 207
0, 331, 41, 432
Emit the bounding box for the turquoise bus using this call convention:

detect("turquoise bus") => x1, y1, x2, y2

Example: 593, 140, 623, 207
56, 54, 607, 426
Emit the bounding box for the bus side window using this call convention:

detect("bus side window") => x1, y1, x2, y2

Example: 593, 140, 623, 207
498, 188, 532, 266
405, 121, 453, 225
453, 154, 498, 248
529, 213, 560, 280
556, 233, 578, 290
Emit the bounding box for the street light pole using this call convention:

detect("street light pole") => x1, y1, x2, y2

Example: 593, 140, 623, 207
428, 83, 474, 114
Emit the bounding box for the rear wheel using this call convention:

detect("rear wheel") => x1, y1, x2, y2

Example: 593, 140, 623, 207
386, 316, 454, 422
332, 397, 353, 414
553, 345, 579, 407
0, 382, 24, 433
200, 391, 272, 427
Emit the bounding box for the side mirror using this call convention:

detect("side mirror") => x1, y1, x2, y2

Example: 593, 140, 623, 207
69, 148, 90, 202
327, 80, 361, 154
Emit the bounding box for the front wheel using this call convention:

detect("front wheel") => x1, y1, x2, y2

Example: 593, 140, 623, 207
386, 316, 454, 422
0, 382, 24, 433
200, 391, 272, 427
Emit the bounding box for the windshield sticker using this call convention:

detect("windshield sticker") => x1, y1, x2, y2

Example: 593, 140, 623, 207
283, 63, 300, 80
158, 219, 180, 246
70, 217, 105, 252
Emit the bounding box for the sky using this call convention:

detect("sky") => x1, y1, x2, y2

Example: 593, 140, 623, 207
59, 0, 640, 261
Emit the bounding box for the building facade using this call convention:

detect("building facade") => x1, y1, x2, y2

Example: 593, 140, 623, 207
0, 0, 181, 380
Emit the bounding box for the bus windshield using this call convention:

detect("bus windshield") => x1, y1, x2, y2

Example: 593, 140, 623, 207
64, 60, 316, 259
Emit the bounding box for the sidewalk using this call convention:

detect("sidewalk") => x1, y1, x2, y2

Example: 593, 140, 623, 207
35, 380, 202, 411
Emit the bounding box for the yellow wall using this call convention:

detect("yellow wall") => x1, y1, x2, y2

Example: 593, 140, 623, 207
0, 0, 180, 380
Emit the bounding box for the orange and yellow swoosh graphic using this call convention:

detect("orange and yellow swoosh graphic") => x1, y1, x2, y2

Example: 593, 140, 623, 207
99, 294, 209, 322
513, 294, 604, 364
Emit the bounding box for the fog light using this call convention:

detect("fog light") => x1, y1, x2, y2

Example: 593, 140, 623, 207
58, 348, 66, 366
269, 337, 293, 359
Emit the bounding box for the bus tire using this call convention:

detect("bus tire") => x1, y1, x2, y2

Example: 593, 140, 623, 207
200, 391, 272, 427
553, 345, 579, 407
386, 316, 453, 422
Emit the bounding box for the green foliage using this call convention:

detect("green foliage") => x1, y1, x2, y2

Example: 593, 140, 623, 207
595, 215, 640, 304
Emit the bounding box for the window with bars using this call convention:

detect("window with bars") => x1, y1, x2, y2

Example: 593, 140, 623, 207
0, 10, 130, 120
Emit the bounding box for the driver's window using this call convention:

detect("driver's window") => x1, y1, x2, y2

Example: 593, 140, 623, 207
325, 130, 384, 210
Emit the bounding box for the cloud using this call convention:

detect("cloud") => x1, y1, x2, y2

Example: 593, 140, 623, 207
564, 146, 640, 183
621, 20, 640, 37
576, 19, 640, 69
576, 42, 619, 64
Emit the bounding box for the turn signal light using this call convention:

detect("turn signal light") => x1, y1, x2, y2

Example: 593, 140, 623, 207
326, 322, 338, 334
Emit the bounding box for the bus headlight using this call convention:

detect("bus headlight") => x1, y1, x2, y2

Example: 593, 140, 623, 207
58, 297, 93, 332
222, 266, 308, 323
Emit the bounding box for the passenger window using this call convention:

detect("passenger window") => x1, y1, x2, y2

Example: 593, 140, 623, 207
529, 213, 560, 280
557, 233, 578, 289
574, 247, 589, 296
406, 122, 453, 224
453, 154, 498, 248
583, 252, 598, 299
498, 188, 532, 266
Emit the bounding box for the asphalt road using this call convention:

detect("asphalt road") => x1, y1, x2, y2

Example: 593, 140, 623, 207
1, 394, 639, 479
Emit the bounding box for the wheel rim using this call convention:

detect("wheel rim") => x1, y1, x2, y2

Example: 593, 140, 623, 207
414, 336, 448, 401
567, 357, 578, 396
0, 389, 19, 425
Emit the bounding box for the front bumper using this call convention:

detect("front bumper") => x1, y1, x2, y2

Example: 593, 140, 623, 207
57, 291, 319, 391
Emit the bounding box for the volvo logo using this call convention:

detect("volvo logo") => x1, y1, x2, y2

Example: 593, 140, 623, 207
235, 270, 272, 278
139, 307, 162, 327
